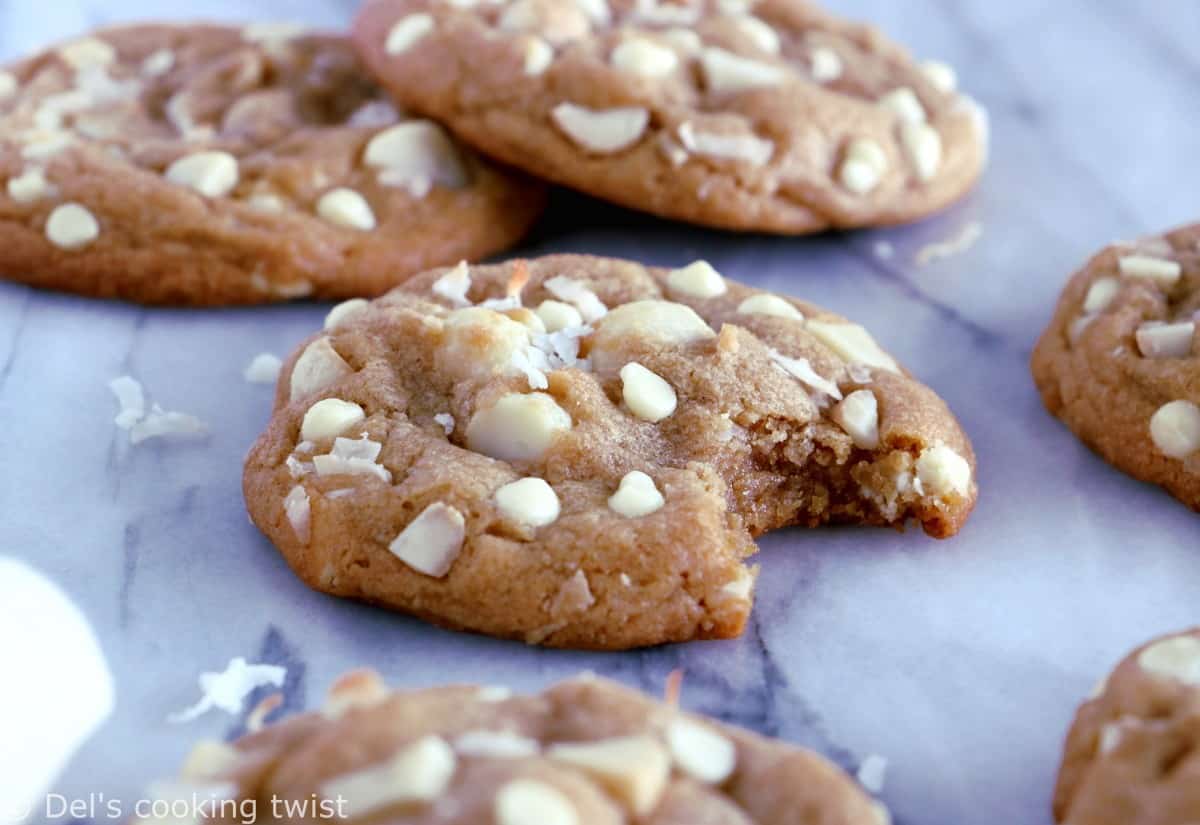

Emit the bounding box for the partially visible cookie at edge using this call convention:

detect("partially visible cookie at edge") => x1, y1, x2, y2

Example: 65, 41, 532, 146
1054, 628, 1200, 825
0, 23, 545, 305
243, 253, 977, 650
1032, 223, 1200, 510
352, 0, 987, 234
141, 671, 891, 825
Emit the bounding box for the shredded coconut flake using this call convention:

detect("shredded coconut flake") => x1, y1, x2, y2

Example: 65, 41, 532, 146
916, 221, 983, 265
168, 658, 286, 724
110, 376, 208, 444
769, 350, 843, 402
312, 435, 392, 482
130, 404, 208, 445
511, 347, 550, 390
243, 353, 282, 384
544, 276, 607, 323
434, 413, 456, 435
108, 375, 145, 430
432, 261, 472, 306
678, 122, 774, 166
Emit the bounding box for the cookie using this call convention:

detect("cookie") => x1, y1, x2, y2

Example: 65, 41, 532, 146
243, 253, 977, 649
1031, 223, 1200, 510
352, 0, 987, 234
0, 24, 545, 305
142, 671, 889, 825
1053, 628, 1200, 825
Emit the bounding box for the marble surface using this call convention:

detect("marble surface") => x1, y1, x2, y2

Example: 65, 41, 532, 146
2, 2, 1198, 824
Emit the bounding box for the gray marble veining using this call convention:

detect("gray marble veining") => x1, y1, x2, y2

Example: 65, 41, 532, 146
1, 2, 1197, 824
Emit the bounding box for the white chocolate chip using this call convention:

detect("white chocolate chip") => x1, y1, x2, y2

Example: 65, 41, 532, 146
632, 0, 700, 26
612, 37, 678, 77
142, 49, 175, 77
180, 740, 242, 780
832, 389, 880, 449
388, 502, 466, 578
365, 121, 468, 195
300, 398, 365, 442
1149, 400, 1200, 459
810, 46, 843, 82
165, 151, 239, 198
317, 188, 376, 231
548, 736, 670, 815
620, 362, 677, 422
244, 353, 282, 384
1083, 277, 1120, 313
284, 485, 311, 544
551, 103, 649, 153
1137, 634, 1200, 684
325, 298, 370, 331
45, 202, 99, 250
290, 337, 353, 401
720, 566, 755, 601
732, 15, 780, 54
321, 736, 457, 818
6, 167, 50, 203
806, 321, 900, 373
242, 21, 309, 45
607, 470, 664, 517
574, 0, 611, 25
915, 443, 972, 498
920, 60, 958, 93
523, 37, 555, 75
495, 780, 578, 825
899, 121, 942, 182
536, 300, 584, 332
659, 28, 702, 53
838, 138, 889, 195
323, 670, 389, 720
590, 300, 714, 372
466, 392, 571, 461
668, 260, 727, 298
385, 13, 436, 55
701, 47, 784, 94
677, 122, 774, 166
737, 294, 804, 320
879, 87, 926, 124
441, 307, 534, 381
0, 71, 16, 101
455, 730, 540, 758
1118, 255, 1182, 285
494, 477, 560, 527
246, 193, 285, 213
59, 37, 115, 70
1136, 321, 1194, 358
666, 718, 737, 784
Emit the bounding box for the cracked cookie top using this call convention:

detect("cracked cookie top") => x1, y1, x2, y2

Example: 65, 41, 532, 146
141, 672, 889, 825
1054, 628, 1200, 825
243, 253, 977, 649
352, 0, 987, 234
0, 24, 544, 305
1032, 223, 1200, 510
